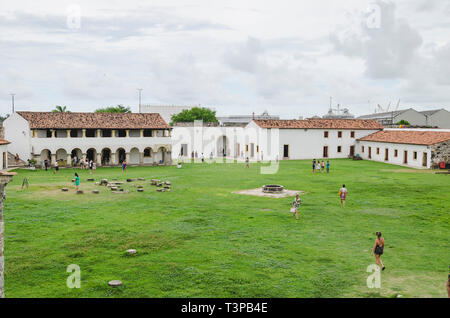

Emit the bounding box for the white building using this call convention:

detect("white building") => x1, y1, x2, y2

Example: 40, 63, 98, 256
172, 119, 383, 162
358, 108, 427, 126
172, 123, 247, 160
3, 112, 172, 167
217, 111, 279, 127
246, 119, 383, 160
140, 105, 193, 124
0, 139, 9, 170
357, 129, 450, 169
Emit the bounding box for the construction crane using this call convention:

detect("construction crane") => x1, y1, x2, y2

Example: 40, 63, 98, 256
376, 100, 400, 113
394, 99, 401, 111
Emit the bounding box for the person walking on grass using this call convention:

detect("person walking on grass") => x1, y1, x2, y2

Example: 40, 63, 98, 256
122, 160, 127, 172
312, 159, 316, 173
291, 194, 301, 220
371, 231, 386, 271
74, 173, 80, 192
339, 184, 347, 207
315, 162, 321, 173
54, 160, 59, 173
245, 157, 249, 168
89, 160, 93, 175
92, 162, 96, 175
321, 160, 325, 172
326, 160, 330, 173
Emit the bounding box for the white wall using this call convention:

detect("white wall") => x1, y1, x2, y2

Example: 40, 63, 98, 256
357, 141, 430, 168
172, 126, 247, 160
30, 136, 171, 157
277, 129, 379, 160
0, 144, 8, 170
3, 112, 32, 161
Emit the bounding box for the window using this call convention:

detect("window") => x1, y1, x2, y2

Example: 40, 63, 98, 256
46, 129, 52, 138
70, 130, 78, 138
376, 148, 380, 155
246, 144, 249, 152
350, 131, 355, 138
323, 146, 328, 158
256, 145, 259, 153
362, 146, 365, 153
86, 129, 96, 137
143, 129, 152, 137
102, 129, 112, 137
144, 148, 152, 157
413, 151, 417, 160
338, 131, 342, 138
117, 129, 126, 137
283, 145, 289, 158
394, 149, 398, 157
324, 131, 329, 138
337, 146, 342, 153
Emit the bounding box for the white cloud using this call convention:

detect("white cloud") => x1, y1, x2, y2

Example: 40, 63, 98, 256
0, 0, 448, 117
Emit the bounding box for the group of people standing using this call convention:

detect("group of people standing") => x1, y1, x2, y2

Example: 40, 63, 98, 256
312, 159, 330, 173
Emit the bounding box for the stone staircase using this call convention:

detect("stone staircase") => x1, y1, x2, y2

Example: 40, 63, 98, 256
8, 152, 27, 168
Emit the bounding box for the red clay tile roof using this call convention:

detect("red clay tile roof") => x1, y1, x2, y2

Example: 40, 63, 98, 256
253, 119, 383, 130
0, 138, 10, 145
358, 130, 450, 145
17, 112, 170, 129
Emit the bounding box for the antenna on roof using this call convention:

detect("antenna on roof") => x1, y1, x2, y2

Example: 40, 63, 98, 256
137, 88, 143, 113
10, 93, 15, 113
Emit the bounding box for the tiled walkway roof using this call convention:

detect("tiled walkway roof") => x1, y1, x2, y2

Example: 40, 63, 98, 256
17, 112, 171, 129
358, 130, 450, 145
253, 119, 383, 130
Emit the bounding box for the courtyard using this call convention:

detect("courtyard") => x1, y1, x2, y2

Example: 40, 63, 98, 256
4, 159, 449, 298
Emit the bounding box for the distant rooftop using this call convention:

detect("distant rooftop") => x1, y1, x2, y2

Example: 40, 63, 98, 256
358, 130, 450, 145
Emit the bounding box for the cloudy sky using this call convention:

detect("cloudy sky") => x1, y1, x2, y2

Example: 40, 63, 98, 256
1, 0, 449, 118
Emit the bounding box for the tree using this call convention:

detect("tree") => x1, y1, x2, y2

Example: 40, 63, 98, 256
0, 114, 9, 122
52, 105, 70, 113
95, 105, 132, 113
170, 107, 218, 125
396, 120, 410, 126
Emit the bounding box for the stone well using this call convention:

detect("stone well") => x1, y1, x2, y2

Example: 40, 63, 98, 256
262, 184, 284, 194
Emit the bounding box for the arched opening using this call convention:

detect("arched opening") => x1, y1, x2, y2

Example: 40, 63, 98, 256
87, 148, 97, 163
40, 149, 51, 165
101, 148, 112, 165
143, 147, 153, 164
157, 147, 166, 164
56, 149, 68, 166
116, 148, 126, 164
130, 147, 140, 165
71, 148, 82, 166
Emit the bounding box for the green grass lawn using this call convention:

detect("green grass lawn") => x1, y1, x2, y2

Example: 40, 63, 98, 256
4, 159, 449, 298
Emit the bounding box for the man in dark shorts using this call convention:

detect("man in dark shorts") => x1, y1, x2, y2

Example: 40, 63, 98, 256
312, 159, 316, 173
